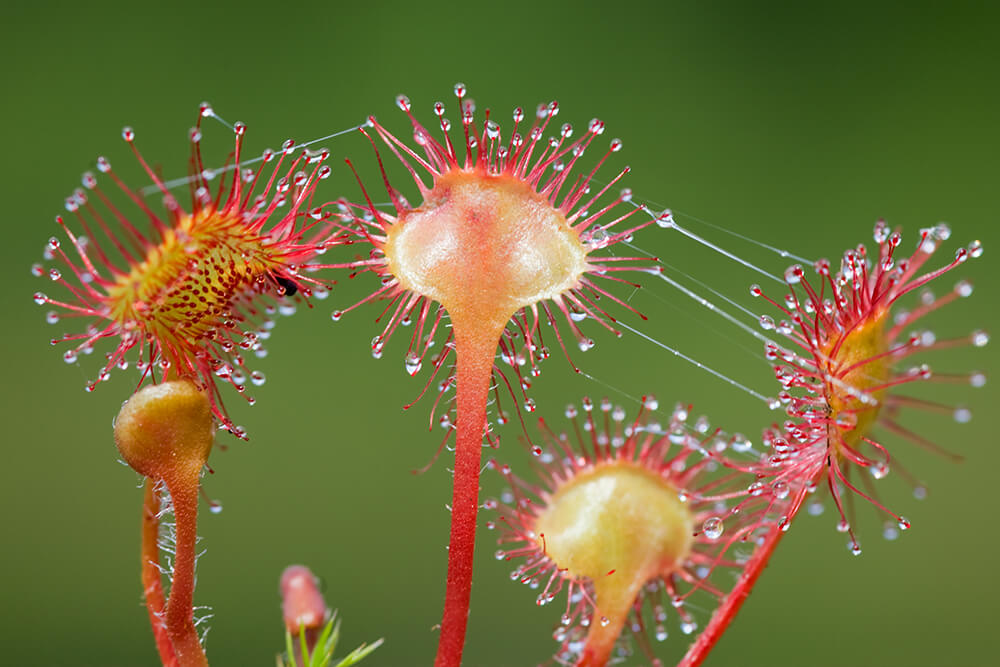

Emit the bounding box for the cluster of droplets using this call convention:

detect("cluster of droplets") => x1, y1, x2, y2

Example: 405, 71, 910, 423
322, 89, 664, 474
35, 105, 342, 437
485, 395, 791, 665
747, 219, 986, 556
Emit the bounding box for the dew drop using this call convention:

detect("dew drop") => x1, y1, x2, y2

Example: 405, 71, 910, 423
873, 219, 889, 243
250, 371, 266, 386
680, 621, 697, 635
702, 517, 724, 540
209, 501, 223, 514
955, 280, 974, 297
404, 352, 422, 376
731, 434, 752, 453
834, 412, 858, 430
869, 462, 889, 480
772, 481, 790, 500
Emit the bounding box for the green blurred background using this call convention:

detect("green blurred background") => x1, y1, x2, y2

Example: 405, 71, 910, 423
2, 1, 996, 665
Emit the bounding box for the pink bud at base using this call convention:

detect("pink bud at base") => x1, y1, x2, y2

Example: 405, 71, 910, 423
280, 565, 329, 636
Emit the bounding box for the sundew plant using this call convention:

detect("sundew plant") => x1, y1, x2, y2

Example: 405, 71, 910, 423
33, 87, 986, 667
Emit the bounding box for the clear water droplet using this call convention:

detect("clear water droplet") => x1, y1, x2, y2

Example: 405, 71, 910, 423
702, 517, 724, 540
882, 522, 899, 541
869, 462, 889, 480
953, 407, 972, 423
404, 352, 422, 376
731, 434, 752, 453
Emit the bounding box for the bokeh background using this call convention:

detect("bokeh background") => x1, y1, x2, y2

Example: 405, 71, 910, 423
2, 1, 996, 665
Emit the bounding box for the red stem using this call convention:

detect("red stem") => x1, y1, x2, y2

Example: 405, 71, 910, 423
142, 480, 179, 667
677, 523, 788, 667
164, 475, 210, 667
434, 321, 502, 667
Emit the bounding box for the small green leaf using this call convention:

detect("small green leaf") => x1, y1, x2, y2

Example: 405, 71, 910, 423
278, 612, 381, 667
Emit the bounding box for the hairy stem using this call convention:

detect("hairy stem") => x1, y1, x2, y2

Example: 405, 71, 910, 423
142, 480, 178, 667
164, 475, 209, 667
434, 319, 505, 667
